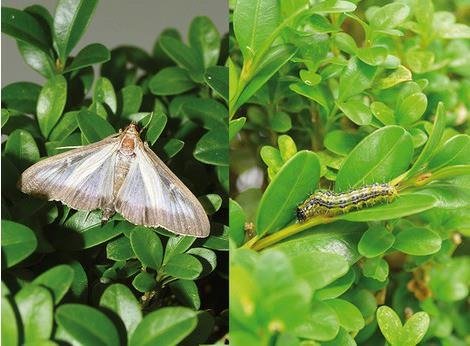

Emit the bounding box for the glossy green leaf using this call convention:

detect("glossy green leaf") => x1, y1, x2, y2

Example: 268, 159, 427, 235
369, 3, 410, 29
159, 36, 203, 79
2, 7, 50, 52
36, 75, 67, 138
99, 283, 142, 336
129, 307, 197, 346
1, 296, 18, 346
17, 40, 55, 77
49, 111, 78, 141
149, 67, 196, 95
396, 92, 427, 125
169, 280, 201, 310
4, 129, 40, 171
362, 257, 389, 281
93, 77, 117, 114
371, 101, 395, 125
187, 247, 217, 277
256, 151, 320, 235
119, 85, 143, 116
310, 0, 356, 13
229, 117, 246, 141
163, 254, 203, 280
400, 312, 430, 345
145, 111, 167, 145
189, 16, 220, 68
55, 304, 120, 346
270, 111, 292, 132
204, 66, 228, 102
324, 130, 361, 156
358, 226, 395, 258
290, 82, 330, 112
278, 135, 297, 162
53, 0, 99, 62
199, 194, 222, 215
194, 127, 228, 166
376, 306, 402, 345
2, 82, 41, 114
374, 65, 412, 90
357, 46, 387, 66
1, 220, 37, 268
326, 299, 365, 332
338, 99, 372, 125
233, 0, 280, 60
229, 199, 246, 246
428, 134, 470, 170
164, 236, 196, 263
33, 265, 74, 304
234, 44, 296, 112
295, 300, 339, 341
132, 271, 156, 292
64, 43, 110, 73
130, 227, 163, 271
163, 138, 184, 158
15, 285, 53, 342
77, 109, 115, 143
182, 98, 227, 130
394, 227, 441, 255
340, 193, 437, 222
335, 126, 413, 191
106, 235, 134, 261
338, 57, 376, 102
315, 269, 356, 300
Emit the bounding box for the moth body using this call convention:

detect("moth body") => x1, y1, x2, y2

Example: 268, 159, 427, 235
18, 124, 210, 237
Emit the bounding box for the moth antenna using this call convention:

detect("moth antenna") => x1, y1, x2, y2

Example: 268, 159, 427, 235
56, 145, 83, 150
83, 210, 91, 224
141, 112, 154, 132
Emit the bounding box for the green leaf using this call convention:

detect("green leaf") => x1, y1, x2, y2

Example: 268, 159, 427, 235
369, 3, 410, 29
358, 226, 395, 258
338, 99, 373, 125
326, 299, 365, 332
130, 227, 163, 271
64, 43, 110, 73
53, 0, 99, 63
256, 151, 320, 236
17, 40, 55, 77
187, 247, 217, 277
229, 199, 246, 246
233, 0, 280, 60
149, 67, 196, 95
129, 307, 197, 346
2, 82, 41, 114
182, 98, 227, 130
400, 312, 430, 345
164, 236, 196, 263
37, 75, 67, 138
93, 77, 117, 114
15, 285, 53, 342
374, 65, 412, 90
428, 134, 470, 170
278, 135, 297, 162
315, 269, 356, 300
324, 130, 361, 156
340, 193, 437, 222
396, 92, 427, 125
159, 36, 203, 80
310, 0, 356, 13
163, 138, 184, 158
169, 280, 201, 310
99, 283, 142, 336
199, 194, 222, 215
204, 66, 228, 102
335, 126, 413, 191
77, 109, 115, 143
106, 235, 134, 261
1, 220, 37, 268
49, 111, 79, 141
406, 102, 446, 177
2, 7, 50, 52
290, 82, 330, 112
338, 57, 376, 101
371, 101, 395, 125
362, 257, 389, 281
2, 296, 18, 346
229, 117, 246, 141
288, 251, 349, 290
270, 111, 292, 132
32, 265, 74, 304
357, 46, 388, 66
189, 16, 220, 68
119, 85, 143, 116
194, 128, 229, 166
55, 304, 120, 346
132, 272, 156, 292
394, 227, 441, 255
376, 306, 402, 345
234, 44, 296, 112
295, 300, 339, 341
4, 129, 40, 171
145, 111, 167, 145
163, 254, 203, 280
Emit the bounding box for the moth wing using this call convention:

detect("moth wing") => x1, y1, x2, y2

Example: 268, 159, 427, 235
114, 142, 210, 237
19, 136, 120, 211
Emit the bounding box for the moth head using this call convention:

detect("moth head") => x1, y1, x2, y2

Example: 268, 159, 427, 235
124, 122, 140, 135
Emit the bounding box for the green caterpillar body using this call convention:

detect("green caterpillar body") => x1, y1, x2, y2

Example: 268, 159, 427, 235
297, 183, 397, 221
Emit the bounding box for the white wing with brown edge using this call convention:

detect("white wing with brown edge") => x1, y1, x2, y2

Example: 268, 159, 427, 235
114, 141, 210, 237
18, 136, 120, 211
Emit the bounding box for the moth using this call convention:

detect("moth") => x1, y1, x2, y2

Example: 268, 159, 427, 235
297, 183, 397, 221
18, 123, 210, 237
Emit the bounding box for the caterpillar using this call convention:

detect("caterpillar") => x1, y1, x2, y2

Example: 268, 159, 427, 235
296, 183, 397, 222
